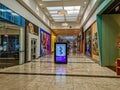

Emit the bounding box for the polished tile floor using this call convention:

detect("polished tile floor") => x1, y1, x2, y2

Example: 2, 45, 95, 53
0, 53, 120, 90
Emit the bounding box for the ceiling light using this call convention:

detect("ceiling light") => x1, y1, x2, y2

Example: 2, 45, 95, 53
40, 3, 43, 6
84, 1, 87, 4
62, 23, 68, 26
58, 10, 67, 15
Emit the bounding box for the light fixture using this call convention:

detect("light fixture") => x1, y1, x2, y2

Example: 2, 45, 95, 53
58, 10, 67, 15
62, 23, 68, 26
39, 4, 43, 6
57, 0, 67, 15
84, 1, 87, 4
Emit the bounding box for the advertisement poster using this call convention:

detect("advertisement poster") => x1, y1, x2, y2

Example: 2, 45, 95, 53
26, 20, 39, 35
91, 22, 99, 61
55, 43, 67, 63
93, 32, 99, 55
40, 29, 51, 56
85, 28, 91, 56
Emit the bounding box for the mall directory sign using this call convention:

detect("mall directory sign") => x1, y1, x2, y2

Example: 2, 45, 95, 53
54, 43, 67, 64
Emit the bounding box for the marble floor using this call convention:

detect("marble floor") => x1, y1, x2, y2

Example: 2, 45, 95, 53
0, 53, 120, 90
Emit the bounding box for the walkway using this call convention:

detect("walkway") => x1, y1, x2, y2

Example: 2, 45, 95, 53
0, 53, 120, 90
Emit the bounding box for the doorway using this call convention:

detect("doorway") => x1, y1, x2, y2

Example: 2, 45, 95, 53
31, 38, 37, 60
0, 21, 25, 68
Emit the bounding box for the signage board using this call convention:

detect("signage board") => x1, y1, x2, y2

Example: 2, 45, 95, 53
0, 3, 25, 27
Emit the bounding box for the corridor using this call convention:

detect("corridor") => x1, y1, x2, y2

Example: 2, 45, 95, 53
0, 54, 120, 90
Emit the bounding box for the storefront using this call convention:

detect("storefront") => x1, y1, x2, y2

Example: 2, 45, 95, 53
91, 22, 99, 61
40, 28, 51, 56
25, 20, 39, 62
84, 21, 99, 61
85, 27, 92, 56
97, 0, 120, 66
0, 3, 25, 67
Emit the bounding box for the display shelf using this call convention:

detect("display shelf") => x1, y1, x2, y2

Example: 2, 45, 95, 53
116, 58, 120, 75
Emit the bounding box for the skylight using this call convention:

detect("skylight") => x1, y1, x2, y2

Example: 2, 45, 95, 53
42, 0, 61, 1
52, 16, 64, 19
54, 19, 65, 22
47, 6, 81, 22
49, 11, 57, 14
64, 6, 80, 11
47, 7, 62, 11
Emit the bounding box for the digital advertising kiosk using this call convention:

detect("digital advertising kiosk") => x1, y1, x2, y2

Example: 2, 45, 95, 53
54, 43, 67, 64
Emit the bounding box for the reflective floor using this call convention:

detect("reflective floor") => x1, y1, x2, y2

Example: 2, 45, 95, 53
0, 53, 120, 90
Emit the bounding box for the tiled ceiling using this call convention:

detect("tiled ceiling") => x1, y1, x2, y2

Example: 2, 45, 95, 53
35, 0, 90, 23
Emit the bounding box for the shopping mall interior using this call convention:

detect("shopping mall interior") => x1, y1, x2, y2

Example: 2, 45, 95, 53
0, 0, 120, 90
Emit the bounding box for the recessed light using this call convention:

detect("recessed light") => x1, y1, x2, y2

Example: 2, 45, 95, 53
46, 12, 49, 15
84, 1, 87, 4
40, 4, 43, 6
62, 23, 68, 26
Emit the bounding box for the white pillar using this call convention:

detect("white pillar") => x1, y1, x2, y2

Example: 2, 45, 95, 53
19, 27, 25, 64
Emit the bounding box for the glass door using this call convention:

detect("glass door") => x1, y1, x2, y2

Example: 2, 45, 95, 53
31, 38, 37, 60
0, 22, 25, 68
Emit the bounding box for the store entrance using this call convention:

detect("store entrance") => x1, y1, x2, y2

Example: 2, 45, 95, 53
0, 22, 25, 68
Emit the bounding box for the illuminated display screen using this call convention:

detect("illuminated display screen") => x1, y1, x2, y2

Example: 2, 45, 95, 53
55, 43, 67, 64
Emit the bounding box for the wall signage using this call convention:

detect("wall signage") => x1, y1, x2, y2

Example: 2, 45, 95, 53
0, 3, 25, 27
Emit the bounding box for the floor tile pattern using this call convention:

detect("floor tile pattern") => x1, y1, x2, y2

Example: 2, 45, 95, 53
0, 53, 120, 90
